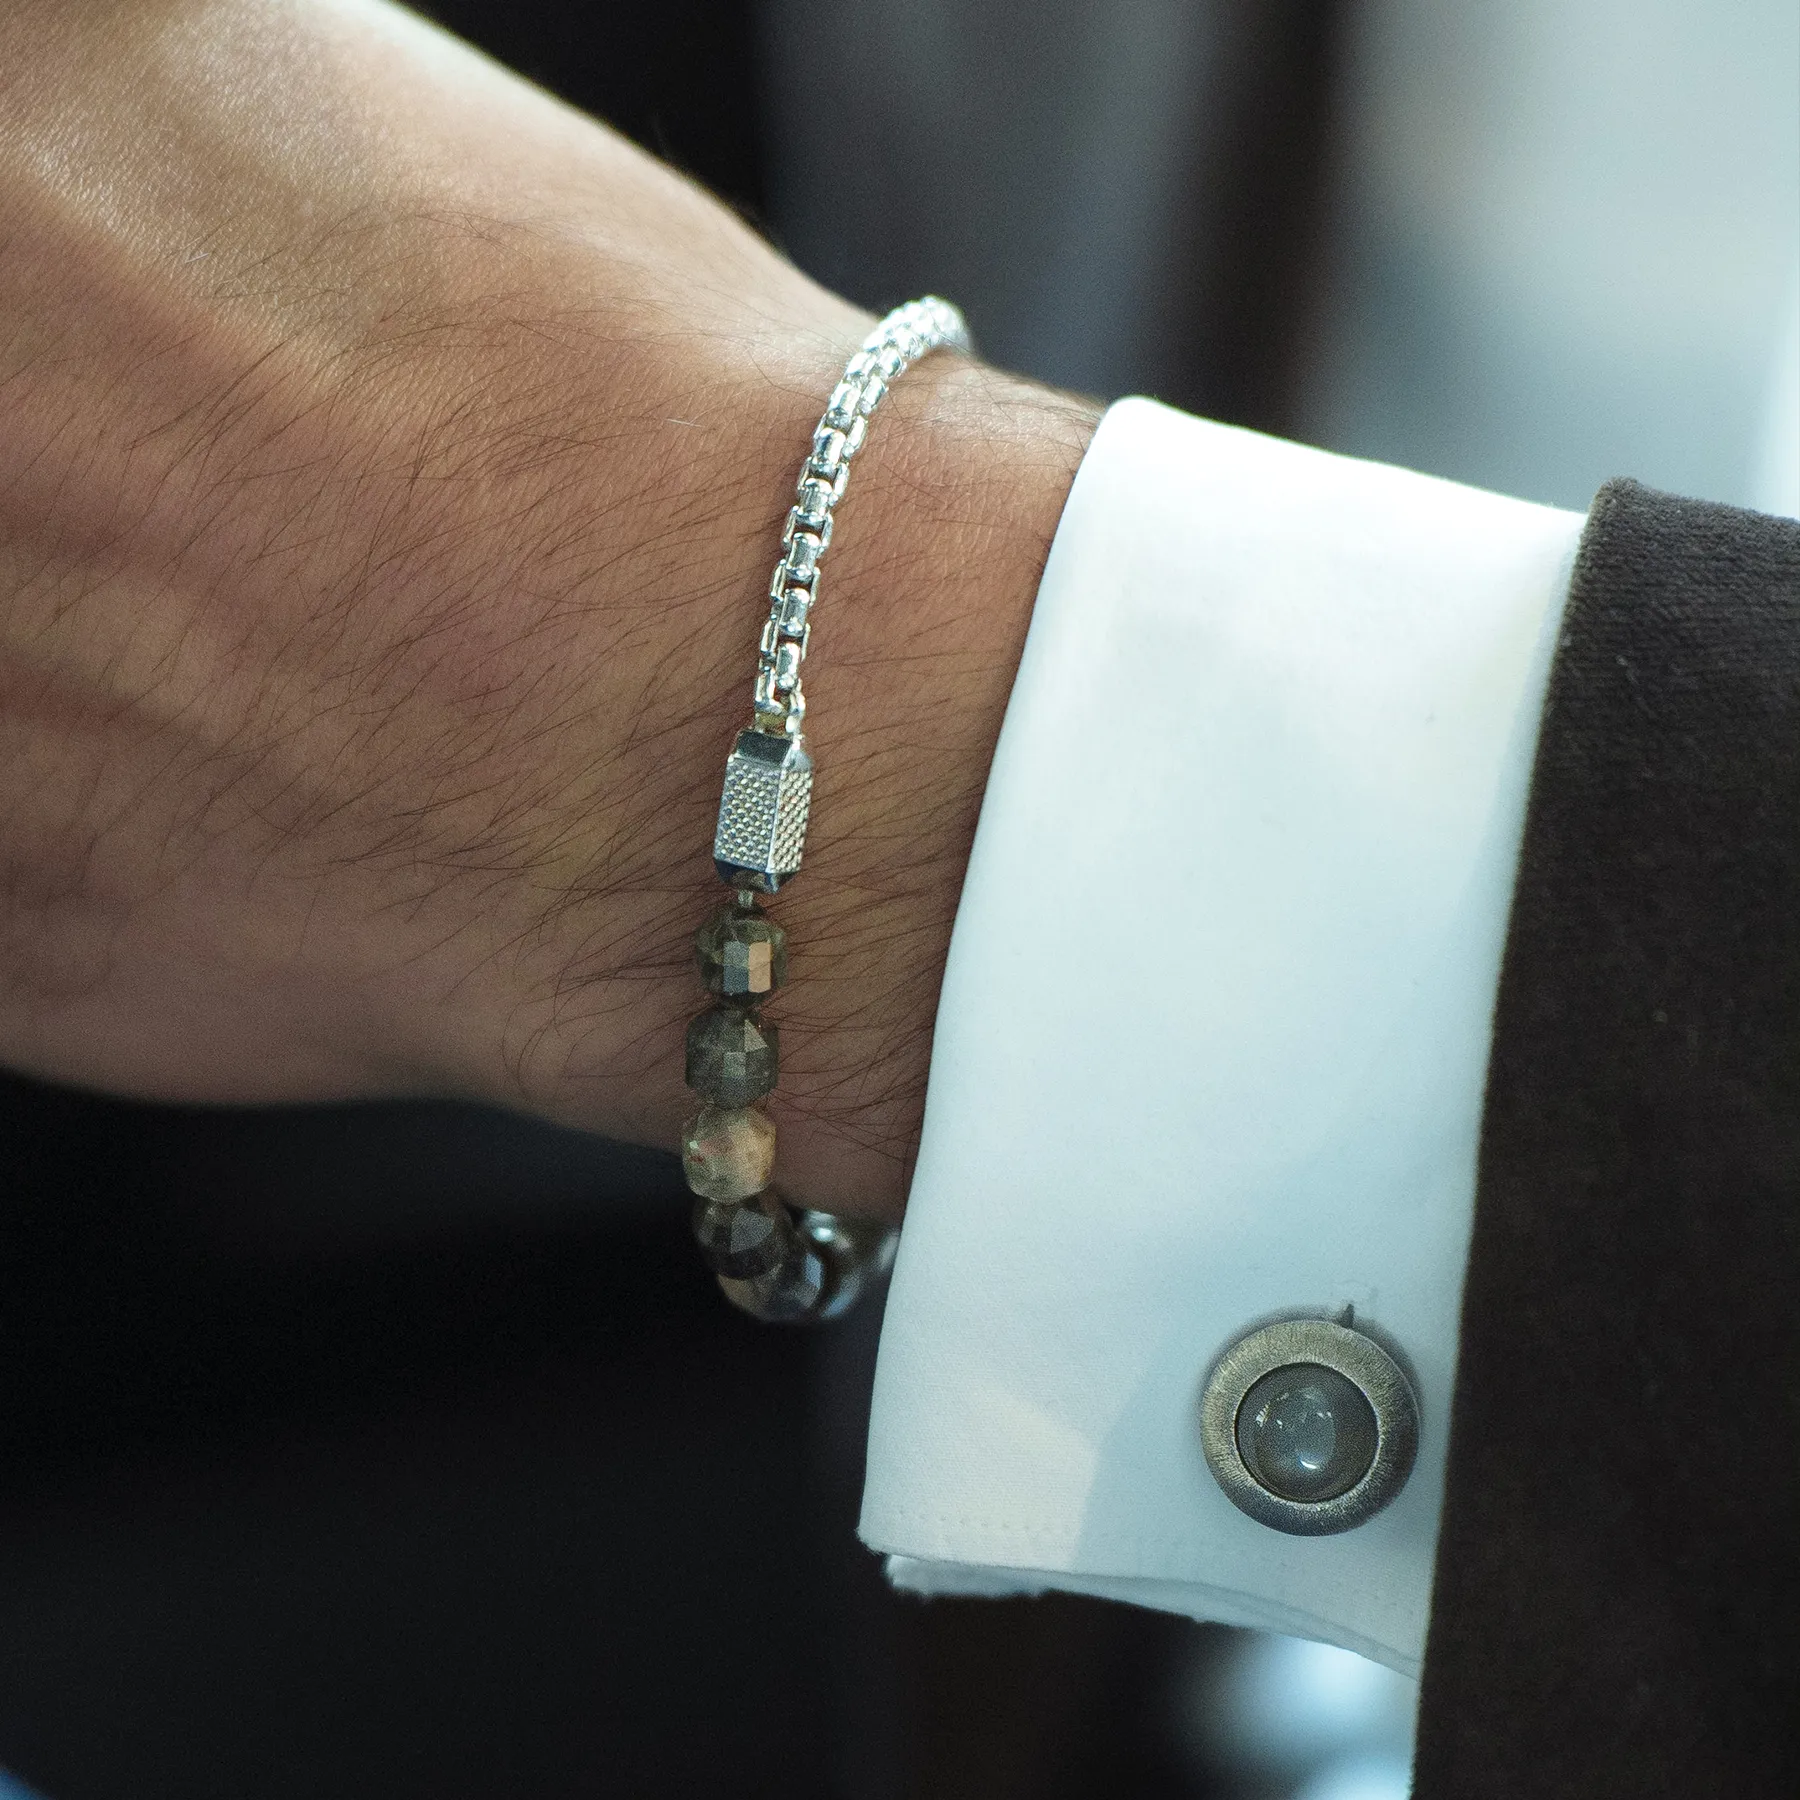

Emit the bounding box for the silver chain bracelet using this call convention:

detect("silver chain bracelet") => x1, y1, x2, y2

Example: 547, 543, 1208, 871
678, 298, 970, 1323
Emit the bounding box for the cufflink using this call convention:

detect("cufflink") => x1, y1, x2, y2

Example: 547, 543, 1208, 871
1199, 1311, 1419, 1536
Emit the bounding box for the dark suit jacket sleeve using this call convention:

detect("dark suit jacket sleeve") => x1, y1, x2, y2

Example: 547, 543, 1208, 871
1415, 482, 1800, 1799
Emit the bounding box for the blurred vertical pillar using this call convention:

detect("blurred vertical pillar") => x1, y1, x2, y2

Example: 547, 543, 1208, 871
761, 0, 1351, 437
1147, 0, 1352, 436
423, 0, 767, 215
1301, 0, 1800, 511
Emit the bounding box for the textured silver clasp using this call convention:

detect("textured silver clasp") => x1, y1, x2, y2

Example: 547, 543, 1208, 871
713, 728, 814, 891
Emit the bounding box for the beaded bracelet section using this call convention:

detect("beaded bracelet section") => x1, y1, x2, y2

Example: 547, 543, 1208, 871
679, 299, 969, 1324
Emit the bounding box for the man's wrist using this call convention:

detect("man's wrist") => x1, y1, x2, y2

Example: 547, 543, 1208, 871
763, 358, 1100, 1215
463, 349, 1100, 1220
0, 0, 1099, 1223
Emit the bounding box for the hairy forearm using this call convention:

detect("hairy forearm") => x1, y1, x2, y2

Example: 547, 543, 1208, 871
0, 0, 1096, 1216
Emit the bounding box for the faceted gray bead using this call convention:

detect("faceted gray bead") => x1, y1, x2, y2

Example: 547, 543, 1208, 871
685, 1005, 778, 1106
715, 1208, 898, 1326
718, 1242, 827, 1324
691, 1190, 797, 1279
695, 904, 787, 999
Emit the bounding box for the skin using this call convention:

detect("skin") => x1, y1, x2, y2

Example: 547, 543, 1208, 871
0, 0, 1098, 1219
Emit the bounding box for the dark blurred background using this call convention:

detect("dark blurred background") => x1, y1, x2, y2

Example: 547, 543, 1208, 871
0, 3, 1791, 1798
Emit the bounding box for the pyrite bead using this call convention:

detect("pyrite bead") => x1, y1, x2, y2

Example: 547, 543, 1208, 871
681, 1104, 777, 1202
695, 903, 787, 999
685, 1004, 779, 1106
691, 1190, 797, 1279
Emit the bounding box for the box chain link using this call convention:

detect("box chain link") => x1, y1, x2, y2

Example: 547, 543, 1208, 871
750, 297, 971, 737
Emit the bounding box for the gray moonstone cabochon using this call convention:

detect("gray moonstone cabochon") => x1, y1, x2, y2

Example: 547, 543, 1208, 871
1235, 1363, 1379, 1502
690, 1190, 796, 1279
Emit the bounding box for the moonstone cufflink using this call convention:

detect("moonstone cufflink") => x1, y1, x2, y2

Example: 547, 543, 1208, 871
1199, 1313, 1419, 1535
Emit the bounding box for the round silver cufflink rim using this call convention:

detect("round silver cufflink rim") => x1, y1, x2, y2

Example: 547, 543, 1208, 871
1199, 1317, 1420, 1536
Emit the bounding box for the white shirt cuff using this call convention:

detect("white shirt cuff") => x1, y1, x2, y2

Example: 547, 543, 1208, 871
858, 397, 1584, 1674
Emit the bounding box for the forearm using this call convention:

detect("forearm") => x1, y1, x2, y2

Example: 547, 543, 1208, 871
0, 0, 1095, 1215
